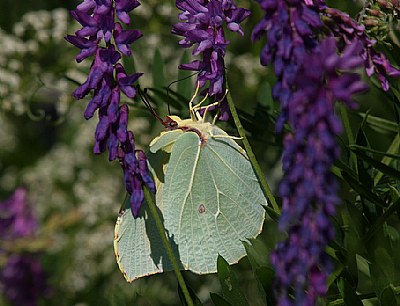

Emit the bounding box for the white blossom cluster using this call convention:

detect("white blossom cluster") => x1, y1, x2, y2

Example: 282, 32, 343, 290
0, 9, 84, 116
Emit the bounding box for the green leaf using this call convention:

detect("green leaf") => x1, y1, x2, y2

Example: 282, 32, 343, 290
379, 286, 397, 306
152, 48, 165, 89
341, 171, 387, 208
255, 267, 275, 306
217, 255, 248, 306
369, 247, 395, 297
349, 145, 400, 160
355, 112, 399, 134
352, 149, 400, 181
122, 55, 136, 75
210, 293, 232, 306
356, 254, 373, 294
177, 51, 194, 100
337, 277, 363, 306
257, 81, 274, 112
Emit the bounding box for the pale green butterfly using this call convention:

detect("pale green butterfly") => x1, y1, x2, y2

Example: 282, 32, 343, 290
114, 85, 267, 282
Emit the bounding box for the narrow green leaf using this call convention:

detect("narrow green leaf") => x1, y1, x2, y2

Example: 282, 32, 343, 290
355, 127, 373, 189
341, 171, 387, 208
177, 51, 193, 99
122, 55, 136, 75
337, 277, 363, 306
355, 112, 399, 134
369, 247, 395, 298
152, 49, 165, 89
374, 133, 400, 185
353, 150, 400, 181
210, 293, 232, 306
217, 255, 249, 306
257, 81, 274, 112
255, 267, 275, 306
379, 286, 397, 306
349, 145, 400, 160
356, 254, 373, 294
339, 105, 357, 172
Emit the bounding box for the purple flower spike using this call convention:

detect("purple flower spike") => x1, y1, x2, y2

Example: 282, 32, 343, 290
252, 0, 369, 303
173, 0, 250, 120
66, 0, 155, 218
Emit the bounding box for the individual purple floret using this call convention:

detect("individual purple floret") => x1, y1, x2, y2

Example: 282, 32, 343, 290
0, 188, 49, 306
66, 0, 155, 217
172, 0, 250, 120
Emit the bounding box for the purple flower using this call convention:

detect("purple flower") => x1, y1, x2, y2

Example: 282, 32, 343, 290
0, 255, 49, 306
273, 39, 366, 305
172, 0, 250, 120
308, 3, 400, 91
252, 1, 369, 303
117, 131, 156, 218
0, 188, 49, 306
0, 188, 37, 238
66, 0, 155, 218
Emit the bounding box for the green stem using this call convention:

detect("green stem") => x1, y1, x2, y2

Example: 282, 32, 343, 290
225, 89, 280, 214
143, 187, 193, 306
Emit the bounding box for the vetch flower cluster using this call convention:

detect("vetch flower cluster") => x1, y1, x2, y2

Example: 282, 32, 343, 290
172, 0, 251, 120
65, 0, 155, 218
252, 1, 372, 304
0, 188, 49, 306
322, 7, 400, 91
270, 39, 367, 306
303, 0, 400, 91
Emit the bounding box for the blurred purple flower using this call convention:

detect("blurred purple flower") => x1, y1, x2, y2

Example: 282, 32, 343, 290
66, 0, 154, 218
0, 188, 37, 239
272, 39, 367, 306
172, 0, 250, 120
0, 188, 49, 306
1, 255, 48, 306
252, 1, 369, 304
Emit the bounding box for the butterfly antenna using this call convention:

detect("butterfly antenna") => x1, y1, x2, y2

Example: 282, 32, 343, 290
136, 85, 164, 124
166, 70, 202, 115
